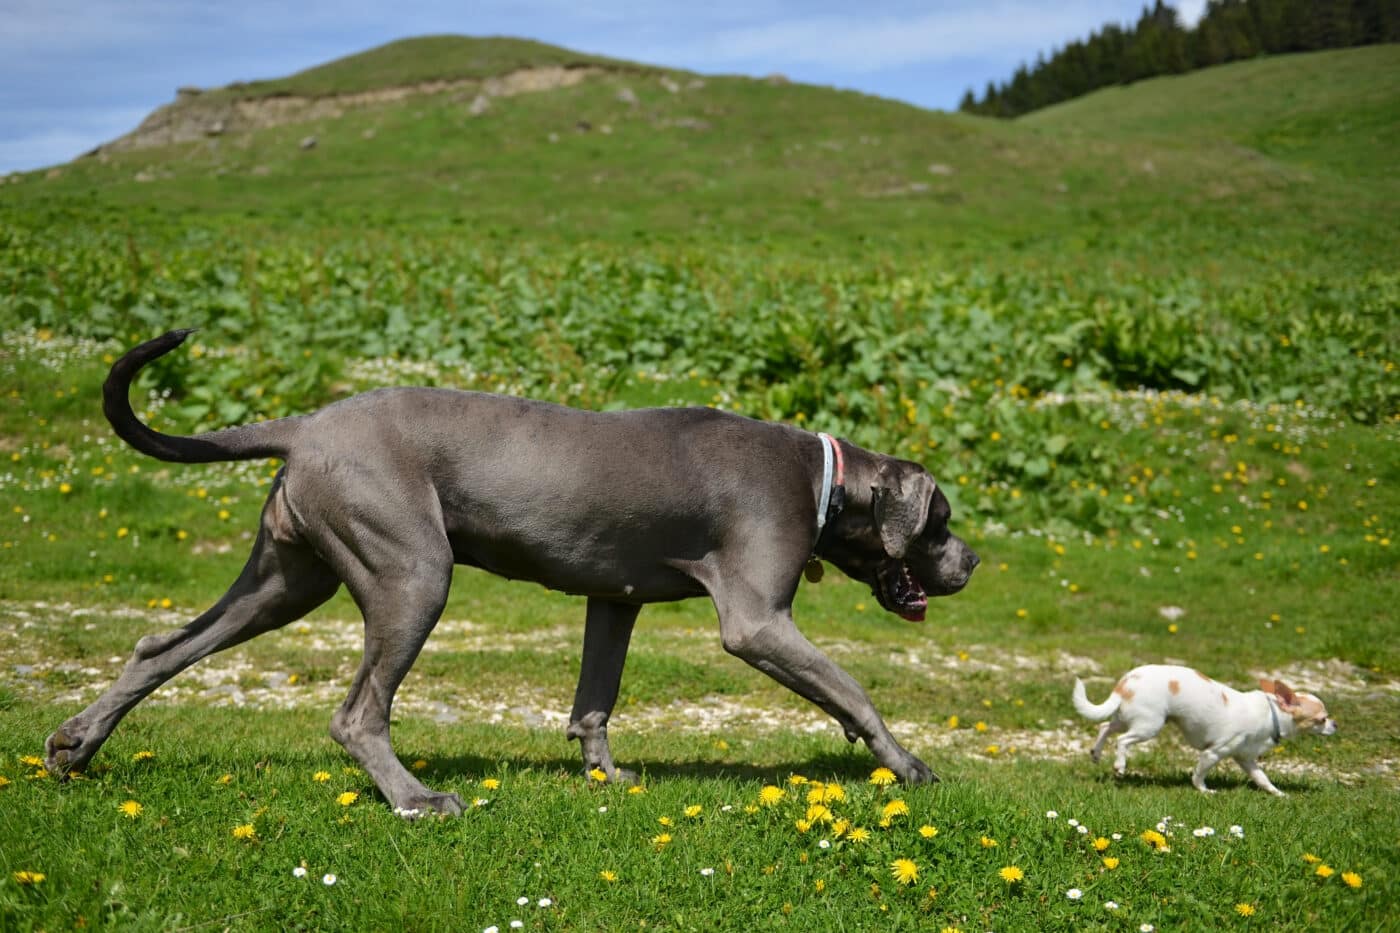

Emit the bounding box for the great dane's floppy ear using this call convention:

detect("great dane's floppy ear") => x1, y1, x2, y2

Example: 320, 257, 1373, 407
870, 461, 937, 559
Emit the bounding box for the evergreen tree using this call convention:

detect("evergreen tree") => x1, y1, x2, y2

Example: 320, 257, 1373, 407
961, 0, 1393, 119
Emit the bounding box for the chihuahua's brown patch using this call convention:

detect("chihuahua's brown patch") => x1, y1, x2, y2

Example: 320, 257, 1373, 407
1221, 691, 1229, 705
1194, 669, 1212, 683
1168, 679, 1181, 695
1114, 679, 1135, 701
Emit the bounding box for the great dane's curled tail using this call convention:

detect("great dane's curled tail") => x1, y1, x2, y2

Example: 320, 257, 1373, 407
104, 328, 300, 464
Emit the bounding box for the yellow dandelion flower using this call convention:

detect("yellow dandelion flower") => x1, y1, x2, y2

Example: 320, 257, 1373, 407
627, 785, 646, 795
974, 721, 988, 733
881, 799, 909, 821
788, 774, 808, 786
216, 773, 233, 785
814, 878, 826, 893
1140, 829, 1168, 850
1235, 904, 1256, 917
118, 800, 143, 819
919, 825, 938, 839
312, 770, 331, 783
685, 805, 703, 818
1093, 837, 1111, 851
847, 827, 871, 843
1301, 853, 1321, 863
658, 816, 673, 827
1316, 865, 1334, 879
795, 819, 812, 834
600, 870, 618, 882
1102, 857, 1120, 870
947, 715, 960, 729
758, 785, 785, 806
999, 866, 1024, 883
131, 750, 154, 762
832, 819, 850, 837
650, 833, 671, 847
20, 755, 43, 767
822, 783, 845, 803
13, 871, 45, 885
890, 858, 919, 886
869, 767, 896, 786
589, 768, 608, 782
806, 785, 825, 804
805, 804, 832, 824
0, 775, 10, 789
337, 791, 359, 806
411, 759, 428, 771
480, 778, 500, 790
1342, 871, 1362, 889
232, 823, 256, 840
980, 835, 998, 848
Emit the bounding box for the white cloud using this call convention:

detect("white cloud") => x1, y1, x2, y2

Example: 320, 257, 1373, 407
638, 2, 1145, 75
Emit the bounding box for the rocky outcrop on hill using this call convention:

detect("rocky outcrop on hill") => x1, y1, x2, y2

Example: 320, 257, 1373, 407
89, 65, 604, 155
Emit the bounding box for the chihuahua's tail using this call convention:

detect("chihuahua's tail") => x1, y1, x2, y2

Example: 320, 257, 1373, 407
1071, 678, 1121, 721
104, 329, 301, 464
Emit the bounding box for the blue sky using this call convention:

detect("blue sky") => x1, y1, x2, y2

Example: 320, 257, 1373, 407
0, 0, 1206, 174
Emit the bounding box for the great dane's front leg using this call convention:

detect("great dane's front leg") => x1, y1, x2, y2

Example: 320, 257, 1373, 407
716, 597, 935, 784
567, 598, 640, 783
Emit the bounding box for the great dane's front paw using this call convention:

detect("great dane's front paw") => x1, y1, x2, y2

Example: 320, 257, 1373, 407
46, 723, 98, 778
396, 791, 465, 818
896, 757, 939, 785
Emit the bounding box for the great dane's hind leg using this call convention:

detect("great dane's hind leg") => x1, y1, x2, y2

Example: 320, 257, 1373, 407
714, 589, 935, 784
329, 546, 458, 817
567, 598, 640, 783
45, 528, 341, 778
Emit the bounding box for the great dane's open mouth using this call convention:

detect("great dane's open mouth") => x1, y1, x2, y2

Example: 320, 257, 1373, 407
875, 561, 929, 621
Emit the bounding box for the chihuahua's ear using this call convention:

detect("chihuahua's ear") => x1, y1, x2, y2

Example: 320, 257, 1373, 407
1260, 678, 1299, 710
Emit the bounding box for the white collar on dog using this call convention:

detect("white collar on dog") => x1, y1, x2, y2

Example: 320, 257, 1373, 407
816, 433, 835, 534
816, 433, 843, 534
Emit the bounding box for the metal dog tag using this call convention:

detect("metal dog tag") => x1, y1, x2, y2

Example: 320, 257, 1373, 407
804, 558, 825, 583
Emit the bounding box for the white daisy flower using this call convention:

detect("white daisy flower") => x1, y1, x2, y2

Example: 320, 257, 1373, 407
1105, 901, 1119, 910
322, 874, 337, 886
538, 898, 553, 908
1066, 888, 1083, 900
1067, 818, 1079, 827
818, 839, 831, 849
1229, 825, 1245, 838
292, 866, 307, 878
1046, 810, 1059, 819
510, 922, 524, 930
700, 867, 715, 876
516, 897, 529, 907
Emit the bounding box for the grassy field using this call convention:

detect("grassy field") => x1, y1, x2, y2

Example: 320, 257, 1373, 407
1, 38, 1397, 932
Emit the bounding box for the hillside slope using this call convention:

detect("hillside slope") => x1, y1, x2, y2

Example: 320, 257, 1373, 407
4, 39, 1396, 275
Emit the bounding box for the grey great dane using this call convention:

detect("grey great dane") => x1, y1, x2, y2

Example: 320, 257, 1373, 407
46, 330, 978, 815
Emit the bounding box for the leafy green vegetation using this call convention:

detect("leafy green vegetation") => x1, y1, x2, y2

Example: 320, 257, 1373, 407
0, 36, 1396, 932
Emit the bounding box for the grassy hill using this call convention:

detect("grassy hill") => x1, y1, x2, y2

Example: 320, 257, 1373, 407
3, 40, 1396, 276
210, 35, 650, 100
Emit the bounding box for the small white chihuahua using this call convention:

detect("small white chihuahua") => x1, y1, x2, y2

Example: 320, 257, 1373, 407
1072, 664, 1337, 795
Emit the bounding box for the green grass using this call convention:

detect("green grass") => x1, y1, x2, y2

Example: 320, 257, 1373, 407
0, 320, 1396, 931
4, 44, 1397, 276
0, 35, 1397, 932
